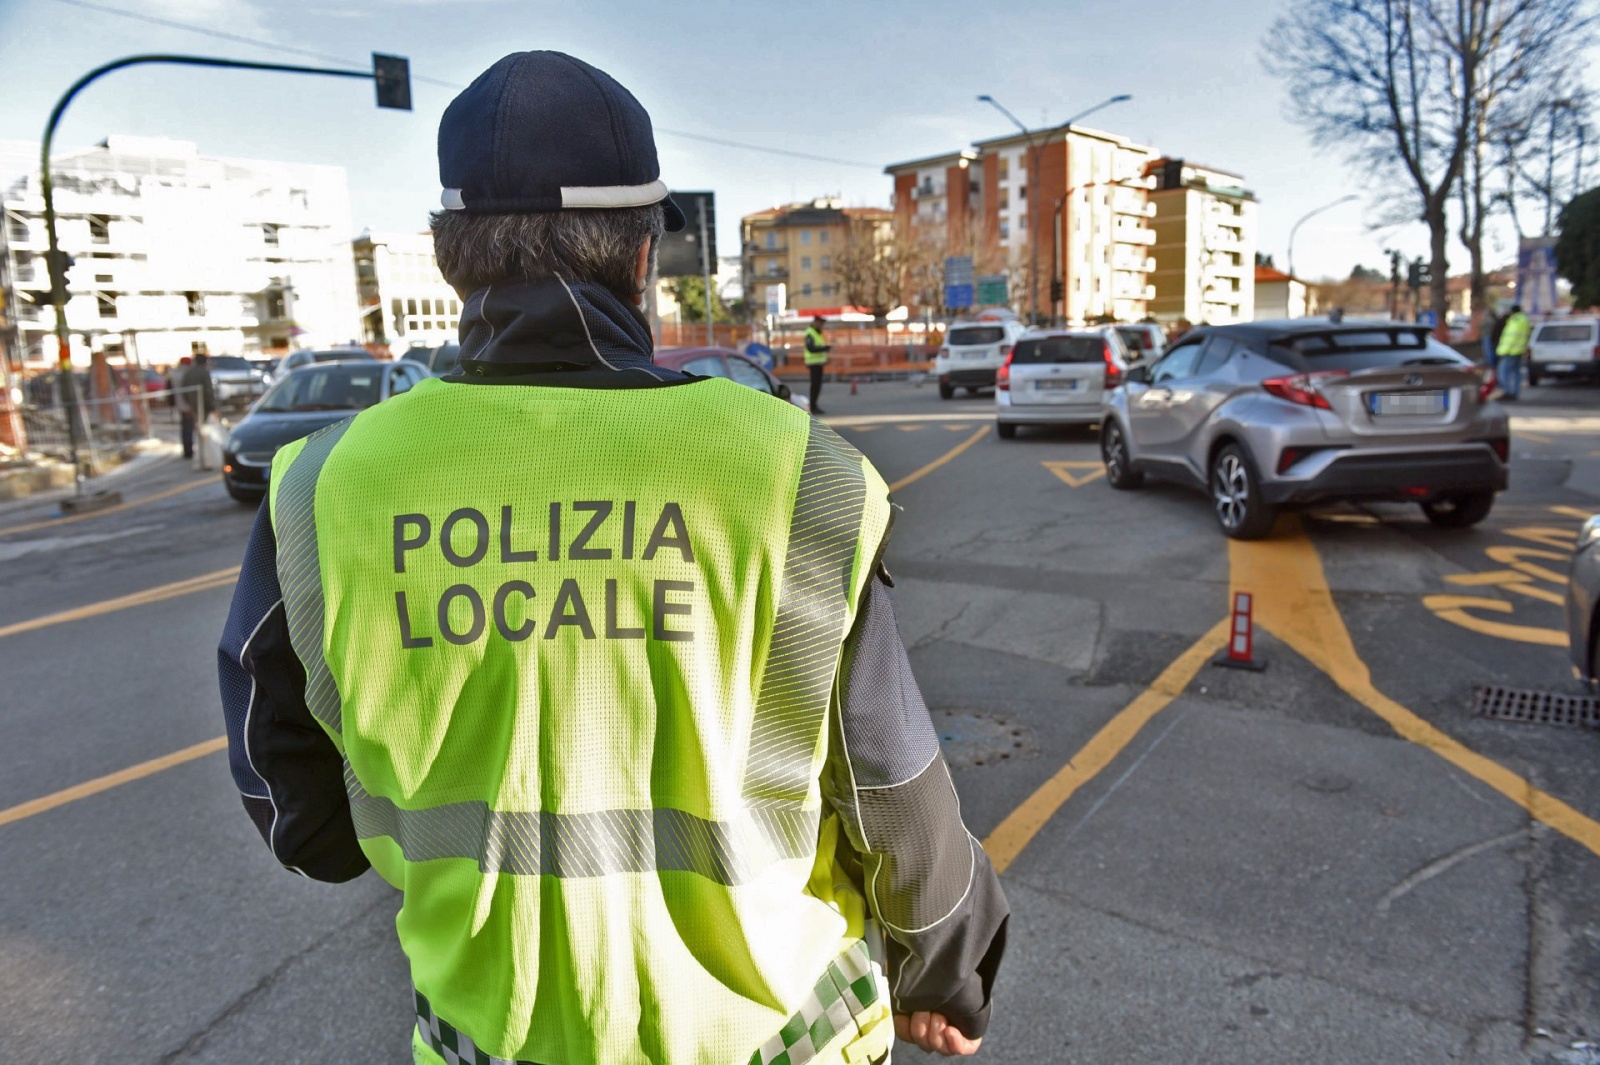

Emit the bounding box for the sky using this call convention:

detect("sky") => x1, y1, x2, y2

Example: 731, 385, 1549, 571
0, 0, 1559, 284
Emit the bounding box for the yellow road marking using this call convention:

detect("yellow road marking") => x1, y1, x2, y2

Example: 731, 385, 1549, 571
1042, 460, 1106, 489
0, 736, 227, 827
983, 620, 1230, 873
1421, 594, 1568, 645
943, 424, 971, 431
1517, 430, 1554, 443
1505, 525, 1577, 549
823, 413, 991, 427
0, 565, 240, 640
1442, 571, 1565, 606
887, 425, 989, 494
896, 425, 925, 432
1551, 505, 1597, 520
1235, 520, 1600, 857
0, 477, 213, 538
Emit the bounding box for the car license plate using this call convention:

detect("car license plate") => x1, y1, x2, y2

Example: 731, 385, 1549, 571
1546, 362, 1576, 372
1036, 378, 1080, 391
1369, 390, 1446, 416
963, 351, 989, 361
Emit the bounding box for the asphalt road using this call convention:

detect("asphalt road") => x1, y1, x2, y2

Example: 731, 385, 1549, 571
3, 377, 1600, 1064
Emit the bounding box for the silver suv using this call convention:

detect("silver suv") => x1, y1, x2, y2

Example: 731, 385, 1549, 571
1099, 319, 1509, 539
996, 328, 1135, 438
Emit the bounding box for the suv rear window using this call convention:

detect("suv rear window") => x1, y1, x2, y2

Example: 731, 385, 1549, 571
1267, 329, 1468, 372
949, 327, 1004, 346
1536, 324, 1594, 343
1013, 336, 1105, 364
1116, 326, 1153, 351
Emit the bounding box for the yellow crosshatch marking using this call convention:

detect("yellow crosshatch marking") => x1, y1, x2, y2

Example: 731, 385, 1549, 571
1042, 461, 1106, 488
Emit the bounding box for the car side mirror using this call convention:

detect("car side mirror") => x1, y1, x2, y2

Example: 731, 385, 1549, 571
1125, 364, 1150, 384
776, 382, 792, 400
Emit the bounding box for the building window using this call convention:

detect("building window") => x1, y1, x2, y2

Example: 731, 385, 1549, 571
421, 298, 432, 316
89, 215, 110, 244
766, 263, 780, 277
185, 291, 205, 316
801, 257, 811, 271
764, 232, 776, 250
1018, 186, 1026, 202
406, 298, 418, 315
262, 223, 281, 246
7, 216, 27, 243
999, 221, 1010, 239
290, 188, 309, 210
95, 292, 117, 318
266, 289, 287, 320
799, 230, 812, 245
13, 251, 34, 282
802, 283, 812, 296
819, 230, 829, 245
95, 272, 113, 283
821, 255, 831, 269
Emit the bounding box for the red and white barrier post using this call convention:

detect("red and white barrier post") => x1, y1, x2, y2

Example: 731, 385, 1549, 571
1212, 591, 1267, 671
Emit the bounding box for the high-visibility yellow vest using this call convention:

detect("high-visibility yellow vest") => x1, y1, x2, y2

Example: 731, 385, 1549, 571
269, 377, 893, 1065
803, 328, 829, 366
1497, 312, 1532, 356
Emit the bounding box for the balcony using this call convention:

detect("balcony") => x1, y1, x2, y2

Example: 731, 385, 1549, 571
1113, 197, 1156, 218
1112, 226, 1156, 246
911, 184, 943, 200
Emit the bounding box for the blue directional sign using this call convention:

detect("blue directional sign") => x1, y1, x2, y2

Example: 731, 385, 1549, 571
945, 283, 975, 309
944, 255, 975, 285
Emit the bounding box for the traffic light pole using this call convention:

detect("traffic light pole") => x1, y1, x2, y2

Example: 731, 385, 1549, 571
40, 53, 409, 495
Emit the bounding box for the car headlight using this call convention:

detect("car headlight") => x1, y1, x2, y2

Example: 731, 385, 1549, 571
1578, 515, 1600, 553
227, 436, 242, 453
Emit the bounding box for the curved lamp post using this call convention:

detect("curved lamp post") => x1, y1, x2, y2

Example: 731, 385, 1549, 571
1286, 193, 1358, 281
978, 93, 1131, 323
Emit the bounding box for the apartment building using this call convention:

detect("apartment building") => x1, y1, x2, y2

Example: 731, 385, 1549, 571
353, 230, 461, 353
740, 198, 893, 314
0, 135, 359, 369
1146, 158, 1257, 325
886, 125, 1159, 322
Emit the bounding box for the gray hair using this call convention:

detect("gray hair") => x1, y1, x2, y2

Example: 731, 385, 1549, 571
430, 205, 665, 300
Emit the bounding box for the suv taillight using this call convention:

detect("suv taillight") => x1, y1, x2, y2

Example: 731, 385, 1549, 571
997, 350, 1013, 391
1102, 343, 1121, 388
1261, 371, 1348, 409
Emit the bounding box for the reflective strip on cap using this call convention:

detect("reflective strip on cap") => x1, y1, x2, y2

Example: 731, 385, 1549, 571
559, 178, 669, 209
441, 188, 466, 210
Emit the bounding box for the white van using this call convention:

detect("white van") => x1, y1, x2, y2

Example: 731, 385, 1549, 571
1528, 318, 1600, 385
934, 313, 1030, 399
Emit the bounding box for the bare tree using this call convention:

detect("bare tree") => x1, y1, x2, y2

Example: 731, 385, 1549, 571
832, 217, 901, 317
1266, 0, 1592, 325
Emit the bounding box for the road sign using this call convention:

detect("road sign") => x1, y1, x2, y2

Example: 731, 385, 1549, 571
765, 283, 786, 317
1517, 237, 1559, 315
944, 256, 975, 286
1416, 309, 1437, 328
945, 283, 974, 309
976, 274, 1008, 305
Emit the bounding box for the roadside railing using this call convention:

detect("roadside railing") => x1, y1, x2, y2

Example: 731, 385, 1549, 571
13, 384, 197, 469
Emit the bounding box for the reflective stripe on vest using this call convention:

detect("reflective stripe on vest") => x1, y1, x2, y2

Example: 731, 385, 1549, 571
270, 377, 893, 1065
804, 328, 828, 365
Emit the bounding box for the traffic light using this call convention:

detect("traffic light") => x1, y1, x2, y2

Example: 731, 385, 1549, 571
373, 53, 412, 111
45, 249, 74, 305
1050, 277, 1064, 303
1407, 257, 1431, 289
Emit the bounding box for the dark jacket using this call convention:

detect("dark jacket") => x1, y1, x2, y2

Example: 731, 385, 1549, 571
177, 362, 216, 416
217, 278, 1008, 1038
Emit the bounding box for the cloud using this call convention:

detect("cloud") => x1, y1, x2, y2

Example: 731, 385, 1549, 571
140, 0, 273, 38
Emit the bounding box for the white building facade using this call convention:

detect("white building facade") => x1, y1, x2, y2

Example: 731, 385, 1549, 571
0, 135, 359, 369
1147, 159, 1258, 326
353, 230, 461, 353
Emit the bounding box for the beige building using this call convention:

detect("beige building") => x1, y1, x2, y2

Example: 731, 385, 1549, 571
1146, 158, 1257, 326
1254, 265, 1314, 319
741, 199, 893, 314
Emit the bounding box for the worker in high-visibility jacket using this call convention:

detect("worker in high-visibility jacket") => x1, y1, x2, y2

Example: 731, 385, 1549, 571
1495, 303, 1532, 401
217, 51, 1007, 1065
804, 316, 831, 415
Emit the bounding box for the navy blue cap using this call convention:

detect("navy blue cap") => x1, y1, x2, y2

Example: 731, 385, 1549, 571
438, 51, 686, 231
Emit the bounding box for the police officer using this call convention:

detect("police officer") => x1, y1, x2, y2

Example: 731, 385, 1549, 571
218, 51, 1006, 1065
1495, 302, 1532, 400
804, 314, 831, 414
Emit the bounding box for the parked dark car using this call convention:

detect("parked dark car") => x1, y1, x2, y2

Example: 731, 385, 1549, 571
222, 360, 429, 503
1100, 318, 1509, 539
399, 342, 462, 377
655, 346, 809, 410
263, 346, 378, 385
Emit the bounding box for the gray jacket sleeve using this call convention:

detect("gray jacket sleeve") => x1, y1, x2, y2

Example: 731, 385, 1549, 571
822, 565, 1009, 1039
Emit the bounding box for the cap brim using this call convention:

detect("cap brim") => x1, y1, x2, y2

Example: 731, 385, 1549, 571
662, 195, 687, 232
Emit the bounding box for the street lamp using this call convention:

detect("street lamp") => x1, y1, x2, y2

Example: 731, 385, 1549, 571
1286, 194, 1358, 280
978, 93, 1131, 323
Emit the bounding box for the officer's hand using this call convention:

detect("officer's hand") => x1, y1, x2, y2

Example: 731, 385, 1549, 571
894, 1011, 982, 1056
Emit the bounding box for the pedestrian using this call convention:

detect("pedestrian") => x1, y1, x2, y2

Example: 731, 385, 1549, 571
176, 353, 214, 459
1496, 302, 1532, 401
1480, 309, 1502, 366
804, 314, 831, 414
217, 50, 1006, 1065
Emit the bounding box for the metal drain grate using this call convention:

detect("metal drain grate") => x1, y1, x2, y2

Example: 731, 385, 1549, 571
1473, 685, 1600, 728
